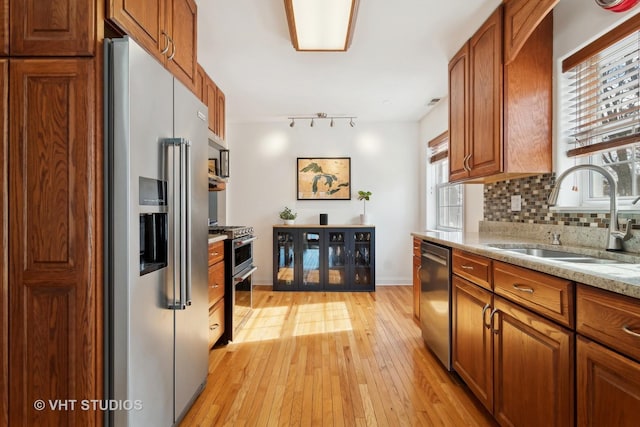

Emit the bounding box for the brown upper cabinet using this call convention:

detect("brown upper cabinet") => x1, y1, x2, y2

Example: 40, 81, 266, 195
196, 64, 226, 142
215, 85, 226, 141
448, 5, 553, 183
107, 0, 197, 91
204, 74, 226, 141
195, 63, 205, 101
503, 0, 559, 64
8, 0, 95, 56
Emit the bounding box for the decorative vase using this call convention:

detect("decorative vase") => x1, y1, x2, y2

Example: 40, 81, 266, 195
360, 214, 370, 225
284, 219, 295, 225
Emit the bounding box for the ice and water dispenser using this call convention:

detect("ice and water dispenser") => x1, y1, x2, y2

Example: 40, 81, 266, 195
139, 177, 168, 275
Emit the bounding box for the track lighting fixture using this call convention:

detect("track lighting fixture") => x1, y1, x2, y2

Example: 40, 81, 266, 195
287, 112, 357, 128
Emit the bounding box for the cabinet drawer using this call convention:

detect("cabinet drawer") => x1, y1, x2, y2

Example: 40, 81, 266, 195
452, 249, 492, 290
208, 260, 225, 307
208, 298, 225, 348
208, 240, 224, 266
577, 284, 640, 362
413, 237, 421, 257
493, 261, 574, 327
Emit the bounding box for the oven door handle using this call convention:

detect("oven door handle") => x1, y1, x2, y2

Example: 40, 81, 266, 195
234, 266, 257, 283
235, 236, 257, 246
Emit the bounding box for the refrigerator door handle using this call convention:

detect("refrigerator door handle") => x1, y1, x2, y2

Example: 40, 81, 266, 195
184, 140, 192, 306
164, 138, 190, 310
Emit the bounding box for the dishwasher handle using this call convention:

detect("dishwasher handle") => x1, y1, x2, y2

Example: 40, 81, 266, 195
422, 251, 448, 266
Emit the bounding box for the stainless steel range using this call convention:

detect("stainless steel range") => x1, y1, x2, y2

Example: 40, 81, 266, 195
209, 225, 257, 343
208, 225, 254, 240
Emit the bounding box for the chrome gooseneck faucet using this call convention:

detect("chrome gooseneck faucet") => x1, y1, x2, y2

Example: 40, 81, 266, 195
548, 164, 631, 251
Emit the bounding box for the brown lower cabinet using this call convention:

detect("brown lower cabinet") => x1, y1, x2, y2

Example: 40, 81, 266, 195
208, 240, 225, 347
452, 276, 494, 410
492, 296, 574, 427
577, 337, 640, 426
452, 249, 574, 426
412, 238, 421, 322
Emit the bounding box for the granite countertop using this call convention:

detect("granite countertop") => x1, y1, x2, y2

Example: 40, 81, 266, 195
412, 231, 640, 300
208, 234, 227, 244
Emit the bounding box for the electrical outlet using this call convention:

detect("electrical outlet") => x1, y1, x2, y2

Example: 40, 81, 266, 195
511, 195, 522, 212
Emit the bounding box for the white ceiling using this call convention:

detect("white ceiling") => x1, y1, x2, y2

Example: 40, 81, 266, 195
196, 0, 501, 124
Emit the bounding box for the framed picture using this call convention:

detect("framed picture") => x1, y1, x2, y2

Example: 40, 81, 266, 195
297, 157, 351, 200
208, 158, 218, 177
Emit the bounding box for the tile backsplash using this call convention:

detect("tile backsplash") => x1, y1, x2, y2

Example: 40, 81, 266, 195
483, 173, 640, 228
482, 173, 640, 254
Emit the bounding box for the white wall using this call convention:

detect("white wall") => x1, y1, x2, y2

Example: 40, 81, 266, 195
225, 121, 420, 285
418, 98, 484, 232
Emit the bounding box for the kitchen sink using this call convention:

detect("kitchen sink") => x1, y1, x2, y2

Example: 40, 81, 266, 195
503, 248, 585, 258
487, 244, 626, 264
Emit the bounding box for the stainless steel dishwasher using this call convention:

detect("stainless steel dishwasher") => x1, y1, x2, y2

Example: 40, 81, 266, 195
420, 241, 452, 371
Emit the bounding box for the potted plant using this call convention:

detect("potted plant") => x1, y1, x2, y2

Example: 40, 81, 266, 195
279, 207, 297, 225
357, 190, 372, 224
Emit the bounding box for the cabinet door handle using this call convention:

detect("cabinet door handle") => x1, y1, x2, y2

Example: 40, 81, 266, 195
461, 265, 474, 270
210, 323, 220, 331
168, 37, 176, 61
463, 154, 471, 172
481, 303, 491, 329
490, 308, 499, 334
160, 31, 170, 54
512, 284, 535, 294
622, 325, 640, 338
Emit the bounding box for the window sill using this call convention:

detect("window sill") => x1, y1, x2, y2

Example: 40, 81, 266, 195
549, 206, 640, 213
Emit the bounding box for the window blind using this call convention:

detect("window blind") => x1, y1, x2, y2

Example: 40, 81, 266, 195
428, 131, 449, 163
566, 30, 640, 158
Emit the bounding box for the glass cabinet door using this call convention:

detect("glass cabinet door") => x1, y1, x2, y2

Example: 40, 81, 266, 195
327, 231, 347, 289
301, 231, 322, 289
352, 230, 373, 289
275, 231, 296, 288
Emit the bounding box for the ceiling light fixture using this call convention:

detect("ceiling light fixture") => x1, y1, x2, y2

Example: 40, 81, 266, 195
287, 113, 357, 128
284, 0, 360, 51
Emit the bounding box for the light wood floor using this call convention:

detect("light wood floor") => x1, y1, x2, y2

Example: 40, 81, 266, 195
180, 286, 496, 426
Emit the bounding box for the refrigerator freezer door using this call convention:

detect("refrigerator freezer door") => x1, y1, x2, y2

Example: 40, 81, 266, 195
172, 78, 209, 423
109, 37, 176, 427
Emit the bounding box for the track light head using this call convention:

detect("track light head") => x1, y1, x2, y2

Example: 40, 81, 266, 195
349, 118, 355, 127
310, 119, 314, 127
330, 118, 334, 127
289, 118, 295, 127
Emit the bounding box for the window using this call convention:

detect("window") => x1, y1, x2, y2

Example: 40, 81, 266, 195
563, 15, 640, 205
427, 131, 463, 230
434, 159, 463, 230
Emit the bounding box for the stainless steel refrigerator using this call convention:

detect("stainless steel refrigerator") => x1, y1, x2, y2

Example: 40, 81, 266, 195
104, 37, 209, 426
